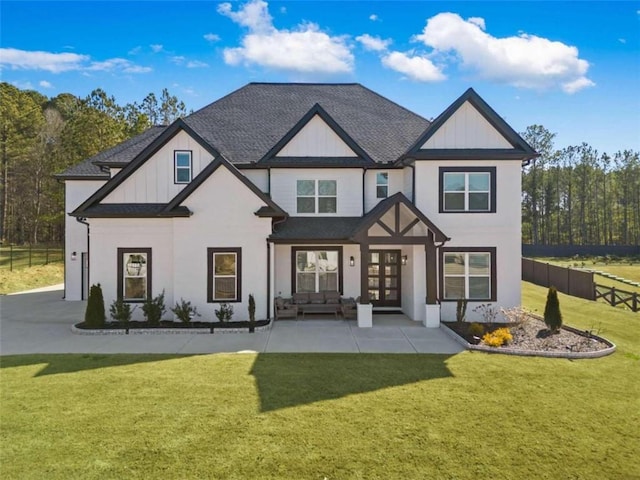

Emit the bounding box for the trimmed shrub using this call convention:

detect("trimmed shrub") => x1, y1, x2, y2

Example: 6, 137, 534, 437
482, 327, 513, 347
215, 303, 233, 322
544, 286, 563, 333
171, 298, 199, 324
468, 322, 485, 338
109, 297, 133, 327
142, 290, 166, 326
85, 283, 106, 328
248, 294, 256, 332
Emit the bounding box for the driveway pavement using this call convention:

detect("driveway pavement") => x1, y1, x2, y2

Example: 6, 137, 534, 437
0, 288, 464, 355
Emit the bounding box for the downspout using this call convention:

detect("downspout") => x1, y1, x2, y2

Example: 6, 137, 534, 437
75, 216, 90, 300
361, 168, 366, 214
266, 239, 271, 321
408, 163, 416, 204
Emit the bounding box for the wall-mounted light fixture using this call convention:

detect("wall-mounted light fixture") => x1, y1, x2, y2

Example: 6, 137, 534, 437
71, 251, 77, 261
401, 255, 407, 266
349, 256, 355, 267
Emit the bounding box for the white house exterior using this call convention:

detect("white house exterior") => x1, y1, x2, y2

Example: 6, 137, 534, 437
58, 83, 537, 327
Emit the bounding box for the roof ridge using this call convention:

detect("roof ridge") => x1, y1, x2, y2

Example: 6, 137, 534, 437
248, 82, 361, 86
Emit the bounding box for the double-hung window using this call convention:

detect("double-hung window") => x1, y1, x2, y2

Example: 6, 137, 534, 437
207, 248, 241, 302
376, 172, 388, 198
118, 248, 151, 301
441, 248, 496, 301
293, 247, 342, 293
440, 167, 495, 213
296, 180, 337, 214
174, 151, 192, 184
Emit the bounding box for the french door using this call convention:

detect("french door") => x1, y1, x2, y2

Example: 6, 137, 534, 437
367, 250, 401, 307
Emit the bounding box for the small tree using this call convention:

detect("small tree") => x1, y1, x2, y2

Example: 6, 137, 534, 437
109, 298, 134, 332
171, 298, 200, 324
248, 294, 256, 332
142, 290, 166, 326
85, 283, 105, 328
544, 286, 563, 333
214, 303, 233, 322
456, 298, 468, 324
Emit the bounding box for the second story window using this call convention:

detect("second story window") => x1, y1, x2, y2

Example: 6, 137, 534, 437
376, 172, 388, 198
440, 167, 496, 213
174, 151, 192, 184
297, 180, 337, 214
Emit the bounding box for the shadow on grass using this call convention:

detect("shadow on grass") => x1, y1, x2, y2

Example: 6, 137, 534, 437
249, 353, 455, 412
0, 353, 194, 377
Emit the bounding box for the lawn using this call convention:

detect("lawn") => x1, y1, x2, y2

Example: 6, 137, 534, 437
1, 282, 639, 479
0, 263, 64, 295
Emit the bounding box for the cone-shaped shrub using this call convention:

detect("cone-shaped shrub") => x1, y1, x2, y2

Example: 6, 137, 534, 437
544, 286, 563, 333
85, 283, 105, 328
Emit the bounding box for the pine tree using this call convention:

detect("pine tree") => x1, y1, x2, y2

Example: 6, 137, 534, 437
544, 286, 563, 333
85, 283, 105, 328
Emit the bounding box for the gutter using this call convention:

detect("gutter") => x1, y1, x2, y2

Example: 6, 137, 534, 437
75, 216, 90, 300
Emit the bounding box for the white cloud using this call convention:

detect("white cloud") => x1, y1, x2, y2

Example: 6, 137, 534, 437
219, 0, 353, 74
369, 14, 378, 22
0, 48, 88, 73
381, 51, 445, 82
11, 80, 33, 89
150, 44, 164, 53
171, 56, 209, 68
204, 33, 221, 42
414, 12, 594, 93
356, 34, 392, 52
128, 46, 142, 55
39, 80, 53, 88
618, 38, 626, 44
187, 60, 209, 68
170, 56, 186, 64
87, 58, 152, 73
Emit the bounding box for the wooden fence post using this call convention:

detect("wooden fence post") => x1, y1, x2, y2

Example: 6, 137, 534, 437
611, 287, 616, 306
9, 244, 13, 272
633, 292, 638, 312
29, 244, 32, 268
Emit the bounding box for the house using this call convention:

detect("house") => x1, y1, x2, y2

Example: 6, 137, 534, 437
57, 83, 537, 327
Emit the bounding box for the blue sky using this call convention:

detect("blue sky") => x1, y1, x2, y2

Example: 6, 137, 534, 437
1, 1, 639, 155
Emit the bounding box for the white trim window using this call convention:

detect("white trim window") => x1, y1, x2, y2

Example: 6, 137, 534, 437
443, 252, 491, 300
208, 248, 241, 302
443, 172, 490, 212
118, 249, 151, 301
295, 250, 339, 293
376, 172, 388, 198
174, 151, 192, 184
296, 180, 337, 214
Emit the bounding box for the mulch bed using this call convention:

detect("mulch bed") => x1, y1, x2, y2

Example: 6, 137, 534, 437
75, 320, 270, 330
444, 317, 611, 354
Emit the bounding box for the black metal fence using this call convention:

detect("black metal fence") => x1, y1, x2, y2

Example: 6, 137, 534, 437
0, 244, 64, 271
522, 258, 595, 300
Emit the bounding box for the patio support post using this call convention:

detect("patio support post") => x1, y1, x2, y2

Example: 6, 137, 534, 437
424, 231, 441, 328
359, 242, 370, 304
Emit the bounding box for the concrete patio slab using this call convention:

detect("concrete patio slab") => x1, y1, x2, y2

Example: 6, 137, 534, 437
0, 289, 465, 356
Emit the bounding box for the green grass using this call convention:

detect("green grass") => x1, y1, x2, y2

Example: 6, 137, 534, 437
1, 282, 639, 479
0, 263, 64, 295
0, 245, 63, 270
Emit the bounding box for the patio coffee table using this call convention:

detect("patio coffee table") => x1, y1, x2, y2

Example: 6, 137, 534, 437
300, 304, 339, 319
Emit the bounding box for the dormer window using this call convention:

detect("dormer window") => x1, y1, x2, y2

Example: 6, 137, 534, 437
174, 151, 192, 184
297, 180, 337, 214
376, 172, 388, 198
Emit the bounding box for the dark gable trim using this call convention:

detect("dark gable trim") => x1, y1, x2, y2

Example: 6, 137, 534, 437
352, 192, 449, 243
207, 247, 242, 303
259, 157, 371, 168
258, 103, 375, 165
291, 246, 344, 295
439, 166, 497, 214
409, 149, 533, 161
117, 247, 152, 303
162, 156, 286, 217
55, 174, 109, 181
403, 88, 537, 161
439, 247, 497, 302
271, 238, 354, 245
71, 119, 221, 217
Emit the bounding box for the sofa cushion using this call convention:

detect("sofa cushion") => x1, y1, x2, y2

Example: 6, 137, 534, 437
292, 293, 309, 304
324, 291, 341, 304
309, 292, 325, 304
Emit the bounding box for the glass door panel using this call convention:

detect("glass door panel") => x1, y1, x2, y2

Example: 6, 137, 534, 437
368, 250, 401, 307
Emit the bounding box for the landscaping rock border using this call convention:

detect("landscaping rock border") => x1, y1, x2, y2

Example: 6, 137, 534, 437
441, 319, 616, 359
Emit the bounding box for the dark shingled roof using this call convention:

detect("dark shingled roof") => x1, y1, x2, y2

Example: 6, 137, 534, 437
73, 203, 191, 218
184, 83, 430, 165
56, 126, 166, 179
270, 217, 362, 242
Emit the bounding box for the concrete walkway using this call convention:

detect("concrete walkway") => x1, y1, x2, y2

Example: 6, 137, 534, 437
0, 288, 464, 355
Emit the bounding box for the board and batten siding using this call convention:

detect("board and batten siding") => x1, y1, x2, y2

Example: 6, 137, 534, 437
276, 114, 358, 157
241, 169, 269, 193
270, 168, 363, 216
421, 101, 512, 149
103, 130, 214, 204
363, 169, 404, 213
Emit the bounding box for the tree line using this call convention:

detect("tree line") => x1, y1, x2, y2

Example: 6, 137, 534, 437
522, 125, 639, 246
1, 84, 638, 247
0, 83, 187, 244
